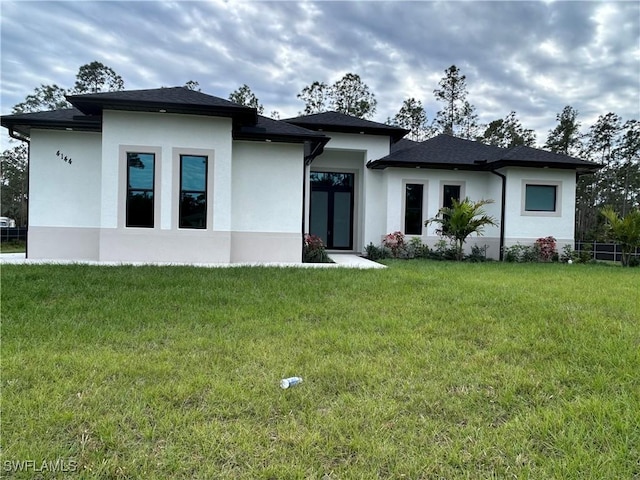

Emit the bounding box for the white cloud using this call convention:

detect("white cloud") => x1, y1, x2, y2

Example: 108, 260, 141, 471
0, 0, 638, 145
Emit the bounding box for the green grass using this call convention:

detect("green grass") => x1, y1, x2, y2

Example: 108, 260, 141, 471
1, 261, 638, 479
0, 240, 26, 253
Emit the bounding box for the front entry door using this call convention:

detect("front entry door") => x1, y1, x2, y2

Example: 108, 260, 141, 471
310, 172, 354, 250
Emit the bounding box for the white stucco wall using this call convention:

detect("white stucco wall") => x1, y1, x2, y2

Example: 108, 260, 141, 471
381, 169, 501, 239
95, 111, 237, 263
24, 112, 310, 263
502, 167, 576, 246
320, 132, 391, 161
29, 129, 102, 227
231, 141, 304, 233
229, 141, 305, 263
101, 110, 233, 230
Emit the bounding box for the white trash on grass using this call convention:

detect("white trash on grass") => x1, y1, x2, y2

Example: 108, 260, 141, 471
280, 377, 303, 389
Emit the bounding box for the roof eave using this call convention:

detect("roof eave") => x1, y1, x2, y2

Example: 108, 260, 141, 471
366, 160, 486, 171
232, 132, 327, 143
488, 159, 603, 171
1, 118, 102, 137
367, 159, 602, 172
285, 121, 408, 142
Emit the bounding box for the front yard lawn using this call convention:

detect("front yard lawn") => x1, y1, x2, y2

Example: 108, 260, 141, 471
1, 262, 638, 478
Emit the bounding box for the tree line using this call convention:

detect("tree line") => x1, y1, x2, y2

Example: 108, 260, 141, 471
1, 62, 638, 242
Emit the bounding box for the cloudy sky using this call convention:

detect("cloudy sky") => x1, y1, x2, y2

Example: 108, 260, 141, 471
1, 0, 638, 146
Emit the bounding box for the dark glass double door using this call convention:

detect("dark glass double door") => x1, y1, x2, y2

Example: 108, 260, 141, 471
310, 172, 354, 250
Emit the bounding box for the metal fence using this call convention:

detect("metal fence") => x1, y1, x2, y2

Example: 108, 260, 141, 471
575, 241, 640, 263
0, 227, 27, 243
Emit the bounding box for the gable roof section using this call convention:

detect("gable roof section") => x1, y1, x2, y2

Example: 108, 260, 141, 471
368, 134, 600, 173
66, 87, 257, 124
283, 111, 409, 142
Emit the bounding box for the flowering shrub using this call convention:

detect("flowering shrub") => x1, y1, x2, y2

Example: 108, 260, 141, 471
504, 237, 558, 262
383, 231, 406, 258
303, 234, 331, 263
535, 236, 557, 262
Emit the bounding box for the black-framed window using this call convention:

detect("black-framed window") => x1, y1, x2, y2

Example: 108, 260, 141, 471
179, 155, 207, 229
525, 184, 557, 212
404, 183, 424, 235
126, 152, 155, 228
443, 184, 461, 209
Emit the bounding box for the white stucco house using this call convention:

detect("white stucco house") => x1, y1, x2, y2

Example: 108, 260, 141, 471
1, 87, 599, 263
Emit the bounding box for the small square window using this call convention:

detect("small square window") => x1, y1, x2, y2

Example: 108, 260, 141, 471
525, 184, 557, 212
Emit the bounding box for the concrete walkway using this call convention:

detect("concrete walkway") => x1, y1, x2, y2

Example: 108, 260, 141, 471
328, 253, 386, 269
0, 252, 385, 269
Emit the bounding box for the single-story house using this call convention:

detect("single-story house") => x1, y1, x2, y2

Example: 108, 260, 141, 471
1, 87, 599, 263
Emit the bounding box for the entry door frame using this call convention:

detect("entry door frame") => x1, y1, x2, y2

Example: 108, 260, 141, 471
309, 170, 356, 250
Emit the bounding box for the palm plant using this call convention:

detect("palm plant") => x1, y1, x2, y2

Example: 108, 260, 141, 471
427, 198, 498, 261
600, 207, 640, 266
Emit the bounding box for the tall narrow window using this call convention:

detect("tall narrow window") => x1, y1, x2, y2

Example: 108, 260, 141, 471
180, 155, 207, 228
127, 152, 155, 228
404, 183, 424, 235
443, 184, 461, 209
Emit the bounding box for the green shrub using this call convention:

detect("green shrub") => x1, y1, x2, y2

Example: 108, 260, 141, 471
560, 244, 578, 263
504, 240, 560, 263
466, 244, 489, 262
428, 239, 458, 261
407, 236, 430, 259
503, 243, 538, 263
368, 235, 429, 260
577, 243, 594, 263
365, 242, 390, 261
504, 244, 524, 262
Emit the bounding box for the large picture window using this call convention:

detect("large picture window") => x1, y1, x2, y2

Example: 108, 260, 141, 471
126, 152, 155, 228
404, 183, 424, 235
525, 184, 557, 212
179, 155, 208, 229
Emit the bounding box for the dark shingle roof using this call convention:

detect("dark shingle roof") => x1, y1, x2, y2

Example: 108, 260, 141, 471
390, 138, 420, 154
235, 115, 329, 142
497, 145, 594, 167
283, 111, 409, 142
1, 108, 101, 136
1, 93, 328, 151
368, 134, 600, 172
66, 87, 257, 123
235, 115, 329, 161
